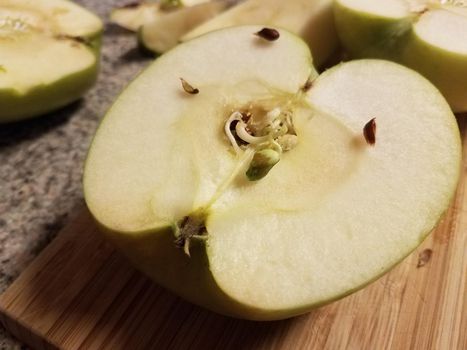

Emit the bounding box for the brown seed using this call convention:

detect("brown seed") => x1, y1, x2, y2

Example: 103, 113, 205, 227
119, 1, 141, 9
417, 249, 433, 268
363, 118, 376, 145
56, 34, 92, 47
413, 6, 428, 16
255, 28, 280, 41
180, 78, 199, 95
301, 76, 313, 92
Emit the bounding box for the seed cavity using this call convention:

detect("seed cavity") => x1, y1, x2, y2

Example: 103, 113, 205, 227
255, 27, 280, 41
180, 78, 199, 95
363, 118, 376, 146
174, 213, 207, 257
225, 103, 298, 181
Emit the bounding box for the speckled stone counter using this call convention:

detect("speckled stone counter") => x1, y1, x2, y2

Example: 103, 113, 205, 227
0, 1, 152, 348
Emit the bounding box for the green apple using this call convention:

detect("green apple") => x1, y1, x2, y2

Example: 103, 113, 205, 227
182, 0, 339, 68
138, 1, 228, 54
334, 0, 467, 112
84, 26, 461, 320
0, 0, 102, 122
110, 0, 214, 31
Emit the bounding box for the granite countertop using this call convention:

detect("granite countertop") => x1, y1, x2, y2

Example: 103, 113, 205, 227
0, 1, 152, 348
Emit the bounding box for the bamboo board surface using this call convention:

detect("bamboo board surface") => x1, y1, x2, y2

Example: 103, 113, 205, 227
0, 119, 466, 350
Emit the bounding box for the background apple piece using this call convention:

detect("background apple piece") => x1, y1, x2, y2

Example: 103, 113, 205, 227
84, 26, 460, 320
110, 0, 210, 32
334, 0, 467, 112
138, 1, 228, 54
182, 0, 339, 68
0, 0, 103, 122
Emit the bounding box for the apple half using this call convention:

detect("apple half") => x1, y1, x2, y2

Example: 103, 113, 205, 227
84, 26, 461, 320
0, 0, 103, 122
334, 0, 467, 112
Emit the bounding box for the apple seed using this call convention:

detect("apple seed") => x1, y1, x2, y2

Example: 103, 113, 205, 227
180, 78, 199, 94
246, 148, 281, 181
56, 34, 93, 47
363, 118, 376, 145
255, 28, 280, 41
301, 76, 314, 92
417, 249, 433, 268
118, 1, 141, 9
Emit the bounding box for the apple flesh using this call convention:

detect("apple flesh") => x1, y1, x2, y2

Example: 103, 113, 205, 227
138, 1, 228, 54
84, 26, 461, 320
334, 0, 467, 112
0, 0, 103, 122
182, 0, 339, 68
110, 0, 210, 32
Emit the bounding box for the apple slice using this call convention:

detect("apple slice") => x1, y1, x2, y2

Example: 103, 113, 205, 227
182, 0, 339, 68
110, 0, 211, 31
138, 1, 228, 54
84, 26, 461, 320
0, 0, 102, 122
334, 0, 467, 112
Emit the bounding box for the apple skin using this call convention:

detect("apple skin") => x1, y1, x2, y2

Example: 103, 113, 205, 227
0, 34, 102, 123
94, 200, 455, 321
334, 2, 467, 112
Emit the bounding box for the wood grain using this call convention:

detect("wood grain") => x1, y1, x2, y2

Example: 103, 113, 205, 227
0, 118, 466, 350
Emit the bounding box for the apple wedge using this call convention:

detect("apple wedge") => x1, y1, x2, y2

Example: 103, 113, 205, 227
138, 1, 228, 54
84, 26, 461, 320
334, 0, 467, 112
182, 0, 339, 68
110, 0, 210, 31
0, 0, 103, 122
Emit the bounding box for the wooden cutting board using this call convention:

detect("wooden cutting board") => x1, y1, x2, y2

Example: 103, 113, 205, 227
1, 119, 466, 350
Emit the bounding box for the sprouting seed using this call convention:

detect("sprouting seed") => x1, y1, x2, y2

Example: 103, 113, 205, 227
255, 28, 280, 41
246, 148, 281, 181
180, 78, 199, 95
363, 118, 376, 145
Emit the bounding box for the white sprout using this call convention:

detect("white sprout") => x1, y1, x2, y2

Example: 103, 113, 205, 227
224, 111, 243, 154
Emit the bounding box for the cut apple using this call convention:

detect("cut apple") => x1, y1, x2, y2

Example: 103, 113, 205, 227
110, 0, 209, 31
182, 0, 339, 68
138, 1, 228, 54
84, 26, 461, 320
334, 0, 467, 112
0, 0, 103, 122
